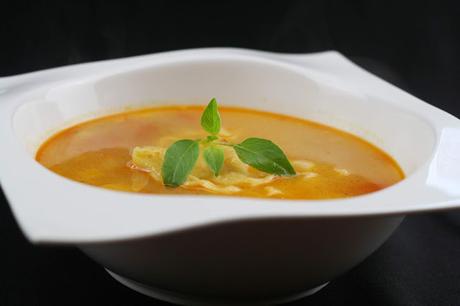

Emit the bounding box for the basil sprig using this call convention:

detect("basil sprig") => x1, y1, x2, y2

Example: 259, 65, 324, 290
161, 98, 296, 187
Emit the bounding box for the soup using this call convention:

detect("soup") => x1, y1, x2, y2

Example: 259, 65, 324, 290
36, 105, 404, 199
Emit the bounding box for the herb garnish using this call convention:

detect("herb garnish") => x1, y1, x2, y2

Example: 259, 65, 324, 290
161, 98, 296, 187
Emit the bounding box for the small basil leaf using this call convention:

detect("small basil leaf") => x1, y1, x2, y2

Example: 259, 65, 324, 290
162, 139, 199, 187
233, 138, 296, 176
206, 135, 218, 142
200, 98, 221, 135
203, 145, 224, 176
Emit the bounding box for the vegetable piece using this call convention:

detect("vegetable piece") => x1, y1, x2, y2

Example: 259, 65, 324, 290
206, 135, 218, 142
162, 139, 199, 187
200, 98, 221, 135
203, 145, 225, 176
233, 138, 296, 176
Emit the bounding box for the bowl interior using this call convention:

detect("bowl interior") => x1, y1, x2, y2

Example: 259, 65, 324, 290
13, 56, 434, 176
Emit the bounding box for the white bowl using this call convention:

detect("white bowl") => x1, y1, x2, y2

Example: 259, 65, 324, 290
1, 48, 460, 305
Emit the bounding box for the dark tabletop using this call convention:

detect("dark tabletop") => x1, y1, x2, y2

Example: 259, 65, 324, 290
1, 1, 460, 305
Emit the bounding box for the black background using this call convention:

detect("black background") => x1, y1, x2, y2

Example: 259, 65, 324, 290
1, 1, 460, 305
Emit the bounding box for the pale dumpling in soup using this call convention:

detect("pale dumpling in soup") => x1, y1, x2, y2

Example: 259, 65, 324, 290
130, 128, 319, 195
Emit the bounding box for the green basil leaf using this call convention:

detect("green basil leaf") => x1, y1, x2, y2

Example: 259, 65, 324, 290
233, 138, 296, 176
206, 135, 218, 142
200, 98, 221, 135
162, 139, 199, 187
203, 145, 224, 176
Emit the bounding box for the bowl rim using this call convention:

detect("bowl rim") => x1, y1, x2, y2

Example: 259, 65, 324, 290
1, 47, 460, 244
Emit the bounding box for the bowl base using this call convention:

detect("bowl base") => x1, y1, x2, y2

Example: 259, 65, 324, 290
106, 269, 328, 305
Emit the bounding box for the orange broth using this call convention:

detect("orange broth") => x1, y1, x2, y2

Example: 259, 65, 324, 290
36, 106, 404, 199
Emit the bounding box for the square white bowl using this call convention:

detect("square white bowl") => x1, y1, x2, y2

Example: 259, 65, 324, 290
1, 48, 459, 305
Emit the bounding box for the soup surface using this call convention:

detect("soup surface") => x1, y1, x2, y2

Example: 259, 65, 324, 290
36, 106, 404, 199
